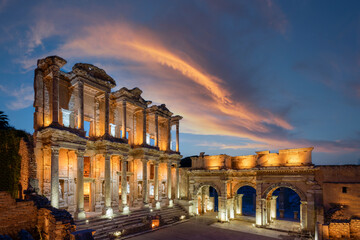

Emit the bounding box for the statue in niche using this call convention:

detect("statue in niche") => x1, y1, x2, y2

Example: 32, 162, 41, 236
137, 182, 142, 197
162, 182, 166, 195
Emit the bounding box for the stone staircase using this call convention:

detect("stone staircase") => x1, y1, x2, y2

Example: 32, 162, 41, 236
75, 204, 189, 239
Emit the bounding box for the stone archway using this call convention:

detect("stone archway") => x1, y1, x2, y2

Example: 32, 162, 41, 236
232, 181, 256, 196
193, 182, 221, 197
191, 182, 221, 217
260, 182, 307, 232
262, 182, 306, 201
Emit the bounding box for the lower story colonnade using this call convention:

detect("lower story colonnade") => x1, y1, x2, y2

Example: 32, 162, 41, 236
33, 134, 182, 220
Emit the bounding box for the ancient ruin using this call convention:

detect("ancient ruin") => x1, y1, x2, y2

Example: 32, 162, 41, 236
32, 56, 182, 220
13, 55, 358, 239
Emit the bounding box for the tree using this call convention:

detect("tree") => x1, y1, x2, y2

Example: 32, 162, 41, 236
0, 111, 9, 129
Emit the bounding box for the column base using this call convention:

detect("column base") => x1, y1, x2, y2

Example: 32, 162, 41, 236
122, 205, 130, 214
155, 201, 161, 209
143, 203, 150, 208
103, 207, 113, 217
168, 199, 174, 208
76, 210, 86, 220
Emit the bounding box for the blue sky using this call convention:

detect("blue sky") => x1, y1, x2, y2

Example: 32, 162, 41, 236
0, 0, 359, 164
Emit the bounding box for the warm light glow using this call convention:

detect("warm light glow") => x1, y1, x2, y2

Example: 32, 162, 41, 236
151, 219, 160, 228
84, 182, 90, 195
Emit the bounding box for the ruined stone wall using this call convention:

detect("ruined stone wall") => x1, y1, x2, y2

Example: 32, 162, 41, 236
0, 191, 75, 239
0, 192, 37, 236
328, 219, 360, 240
316, 165, 360, 218
18, 137, 36, 199
37, 208, 75, 240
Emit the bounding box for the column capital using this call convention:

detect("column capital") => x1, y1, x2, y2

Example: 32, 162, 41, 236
51, 146, 60, 155
238, 193, 244, 197
271, 196, 278, 200
300, 201, 308, 205
76, 149, 85, 157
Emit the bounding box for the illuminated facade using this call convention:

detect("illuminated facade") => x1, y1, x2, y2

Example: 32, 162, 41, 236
32, 56, 182, 219
177, 149, 360, 239
179, 148, 318, 231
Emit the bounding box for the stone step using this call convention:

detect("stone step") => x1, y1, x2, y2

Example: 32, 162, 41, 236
75, 204, 189, 239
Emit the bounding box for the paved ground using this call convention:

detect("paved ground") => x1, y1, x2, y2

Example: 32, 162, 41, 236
129, 214, 297, 240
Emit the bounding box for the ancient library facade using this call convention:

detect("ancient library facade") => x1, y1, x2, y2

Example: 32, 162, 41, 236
26, 56, 360, 239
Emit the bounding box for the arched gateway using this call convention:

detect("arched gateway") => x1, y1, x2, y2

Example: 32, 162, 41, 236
184, 147, 320, 235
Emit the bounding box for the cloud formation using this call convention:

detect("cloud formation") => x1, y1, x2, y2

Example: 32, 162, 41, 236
0, 84, 33, 110
2, 0, 359, 159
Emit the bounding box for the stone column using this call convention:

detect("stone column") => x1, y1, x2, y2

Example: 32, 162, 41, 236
270, 196, 278, 220
300, 201, 308, 231
201, 187, 206, 214
76, 151, 85, 219
237, 194, 244, 215
176, 122, 179, 152
142, 109, 147, 145
52, 71, 59, 124
255, 184, 264, 226
50, 147, 59, 208
104, 91, 110, 136
121, 100, 127, 139
121, 157, 129, 213
167, 118, 171, 151
154, 113, 158, 147
229, 198, 235, 219
218, 181, 228, 222
175, 165, 180, 199
114, 107, 119, 138
167, 162, 172, 200
142, 158, 148, 205
104, 154, 112, 216
154, 162, 159, 202
78, 81, 84, 130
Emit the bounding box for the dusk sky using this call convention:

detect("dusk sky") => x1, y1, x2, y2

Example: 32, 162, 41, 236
0, 0, 359, 164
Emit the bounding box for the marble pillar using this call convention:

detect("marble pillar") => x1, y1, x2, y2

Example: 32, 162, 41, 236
167, 118, 171, 151
121, 158, 129, 213
76, 151, 85, 219
121, 100, 127, 139
143, 109, 147, 145
78, 81, 84, 130
270, 196, 278, 220
154, 113, 158, 147
104, 91, 109, 136
301, 201, 308, 231
175, 166, 180, 199
52, 72, 59, 124
104, 154, 112, 216
142, 158, 148, 205
176, 122, 179, 152
154, 162, 159, 202
167, 163, 172, 200
237, 194, 244, 215
50, 147, 59, 208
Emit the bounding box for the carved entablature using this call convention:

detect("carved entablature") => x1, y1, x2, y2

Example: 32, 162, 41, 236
71, 63, 116, 90
112, 87, 151, 108
171, 115, 183, 125
147, 104, 173, 119
37, 55, 67, 76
